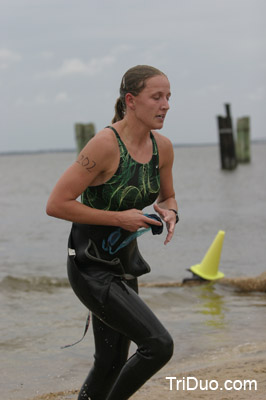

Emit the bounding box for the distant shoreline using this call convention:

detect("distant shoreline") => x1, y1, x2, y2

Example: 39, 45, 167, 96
0, 148, 76, 156
1, 138, 265, 157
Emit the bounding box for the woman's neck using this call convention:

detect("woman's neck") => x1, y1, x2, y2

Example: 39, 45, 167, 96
114, 117, 151, 147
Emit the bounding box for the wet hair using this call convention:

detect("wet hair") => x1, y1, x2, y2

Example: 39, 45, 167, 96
112, 65, 166, 123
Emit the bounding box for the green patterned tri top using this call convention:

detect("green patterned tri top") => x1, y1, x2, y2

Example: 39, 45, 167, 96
81, 126, 160, 211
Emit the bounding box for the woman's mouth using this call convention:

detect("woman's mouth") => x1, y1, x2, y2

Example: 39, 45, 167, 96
156, 114, 165, 121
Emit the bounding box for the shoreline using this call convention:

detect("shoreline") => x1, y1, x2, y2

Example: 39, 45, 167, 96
18, 353, 266, 400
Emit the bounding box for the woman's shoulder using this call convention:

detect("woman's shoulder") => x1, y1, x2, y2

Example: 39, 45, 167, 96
152, 131, 174, 168
76, 127, 120, 175
83, 127, 119, 155
152, 130, 173, 152
93, 126, 117, 143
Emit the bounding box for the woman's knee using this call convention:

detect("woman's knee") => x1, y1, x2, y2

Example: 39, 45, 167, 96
155, 330, 174, 363
139, 330, 174, 365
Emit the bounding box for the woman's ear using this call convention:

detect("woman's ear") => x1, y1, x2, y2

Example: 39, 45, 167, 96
125, 93, 136, 110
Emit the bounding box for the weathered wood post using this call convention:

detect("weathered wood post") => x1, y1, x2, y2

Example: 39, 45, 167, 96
75, 123, 95, 153
236, 117, 251, 163
216, 104, 237, 170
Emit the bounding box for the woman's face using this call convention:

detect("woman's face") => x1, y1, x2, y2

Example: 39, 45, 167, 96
129, 74, 171, 130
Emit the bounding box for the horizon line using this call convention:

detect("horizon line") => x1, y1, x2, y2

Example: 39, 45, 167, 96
1, 138, 265, 156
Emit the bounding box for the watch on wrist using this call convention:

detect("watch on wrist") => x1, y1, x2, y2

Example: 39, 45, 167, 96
169, 209, 179, 224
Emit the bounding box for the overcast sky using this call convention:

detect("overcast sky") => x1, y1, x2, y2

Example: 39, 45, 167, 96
1, 0, 265, 152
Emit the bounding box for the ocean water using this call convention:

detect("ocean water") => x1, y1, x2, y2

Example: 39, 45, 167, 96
1, 143, 266, 399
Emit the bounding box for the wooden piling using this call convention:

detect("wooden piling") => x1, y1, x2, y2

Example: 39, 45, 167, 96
216, 104, 237, 170
75, 123, 95, 153
236, 117, 251, 163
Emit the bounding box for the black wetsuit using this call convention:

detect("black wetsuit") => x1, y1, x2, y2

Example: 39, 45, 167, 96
67, 127, 173, 400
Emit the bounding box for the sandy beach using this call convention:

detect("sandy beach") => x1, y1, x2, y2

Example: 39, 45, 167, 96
24, 354, 266, 400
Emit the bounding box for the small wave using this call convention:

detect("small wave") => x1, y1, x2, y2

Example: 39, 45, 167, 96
0, 275, 70, 292
2, 273, 265, 294
140, 272, 266, 293
221, 272, 266, 292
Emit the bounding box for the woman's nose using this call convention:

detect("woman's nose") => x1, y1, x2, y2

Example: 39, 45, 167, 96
162, 98, 170, 110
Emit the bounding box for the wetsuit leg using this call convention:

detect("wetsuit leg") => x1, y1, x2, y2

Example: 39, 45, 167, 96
68, 261, 173, 400
78, 279, 137, 400
102, 281, 174, 400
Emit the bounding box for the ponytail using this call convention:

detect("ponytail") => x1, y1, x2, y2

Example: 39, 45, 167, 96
112, 97, 125, 123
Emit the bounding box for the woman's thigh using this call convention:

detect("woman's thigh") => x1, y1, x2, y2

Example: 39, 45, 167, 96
94, 279, 168, 346
68, 258, 167, 346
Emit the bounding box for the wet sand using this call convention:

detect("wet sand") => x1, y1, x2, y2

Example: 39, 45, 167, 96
24, 355, 266, 400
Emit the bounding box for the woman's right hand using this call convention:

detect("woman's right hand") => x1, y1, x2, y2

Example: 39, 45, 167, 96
117, 209, 163, 232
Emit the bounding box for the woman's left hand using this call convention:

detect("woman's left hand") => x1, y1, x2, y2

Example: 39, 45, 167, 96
153, 203, 176, 245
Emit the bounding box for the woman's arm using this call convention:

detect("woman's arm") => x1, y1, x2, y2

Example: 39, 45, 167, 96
46, 130, 117, 223
46, 129, 162, 232
153, 133, 178, 244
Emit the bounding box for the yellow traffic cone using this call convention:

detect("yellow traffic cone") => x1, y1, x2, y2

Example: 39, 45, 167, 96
189, 231, 225, 281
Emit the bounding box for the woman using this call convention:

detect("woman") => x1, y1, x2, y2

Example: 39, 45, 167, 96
46, 65, 178, 400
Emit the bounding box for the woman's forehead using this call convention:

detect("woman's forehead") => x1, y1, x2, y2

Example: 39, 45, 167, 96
144, 75, 170, 91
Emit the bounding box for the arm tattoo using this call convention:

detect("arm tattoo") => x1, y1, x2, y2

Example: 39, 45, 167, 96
76, 153, 96, 173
